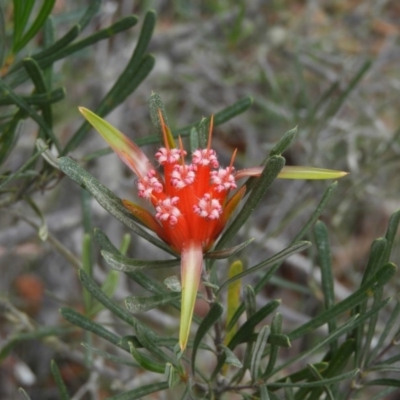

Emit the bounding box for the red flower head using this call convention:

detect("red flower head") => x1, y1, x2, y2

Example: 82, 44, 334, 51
79, 106, 347, 351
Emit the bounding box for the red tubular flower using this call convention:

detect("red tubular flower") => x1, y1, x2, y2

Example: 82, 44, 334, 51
79, 106, 347, 351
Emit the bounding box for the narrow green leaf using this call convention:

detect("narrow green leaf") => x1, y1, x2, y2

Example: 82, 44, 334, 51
13, 0, 35, 48
0, 327, 72, 361
50, 360, 70, 400
269, 126, 297, 156
304, 364, 334, 400
263, 313, 282, 378
38, 16, 139, 71
36, 138, 59, 168
23, 57, 58, 147
94, 229, 180, 302
219, 345, 243, 368
14, 0, 56, 53
284, 380, 295, 400
271, 299, 391, 377
259, 385, 270, 400
278, 166, 348, 180
228, 300, 281, 350
353, 237, 387, 366
314, 221, 336, 347
60, 307, 129, 352
324, 60, 371, 121
218, 241, 310, 293
367, 295, 400, 364
216, 155, 285, 251
89, 270, 120, 316
305, 339, 355, 400
288, 263, 396, 341
191, 302, 224, 372
30, 0, 100, 63
134, 325, 176, 365
78, 269, 142, 330
93, 228, 171, 296
125, 293, 181, 312
0, 88, 65, 106
165, 362, 180, 388
365, 379, 400, 388
174, 96, 254, 137
197, 117, 211, 149
369, 388, 399, 400
0, 78, 56, 146
107, 381, 169, 400
307, 81, 339, 125
42, 16, 55, 87
0, 113, 22, 166
224, 260, 243, 346
101, 250, 179, 272
383, 209, 400, 263
61, 12, 155, 154
362, 238, 388, 286
76, 0, 102, 31
81, 342, 138, 367
0, 4, 6, 67
119, 233, 131, 255
25, 196, 48, 240
18, 388, 32, 400
58, 157, 173, 254
268, 333, 291, 348
127, 340, 165, 373
267, 369, 359, 389
250, 325, 270, 381
205, 238, 254, 259
0, 145, 46, 189
189, 126, 199, 152
367, 364, 400, 373
244, 285, 256, 320
82, 233, 93, 312
272, 362, 328, 386
149, 92, 170, 141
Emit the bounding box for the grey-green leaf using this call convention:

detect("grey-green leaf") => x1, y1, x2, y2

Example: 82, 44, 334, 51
101, 250, 179, 272
125, 293, 181, 312
192, 302, 224, 372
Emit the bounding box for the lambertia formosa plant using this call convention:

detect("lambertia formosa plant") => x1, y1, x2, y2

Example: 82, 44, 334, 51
58, 93, 399, 399
76, 93, 348, 353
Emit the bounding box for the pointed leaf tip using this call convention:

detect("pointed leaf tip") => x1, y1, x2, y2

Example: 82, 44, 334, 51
235, 166, 348, 181
78, 107, 156, 179
179, 241, 203, 351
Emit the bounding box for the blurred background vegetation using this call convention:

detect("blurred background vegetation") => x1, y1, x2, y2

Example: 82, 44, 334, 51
0, 0, 399, 399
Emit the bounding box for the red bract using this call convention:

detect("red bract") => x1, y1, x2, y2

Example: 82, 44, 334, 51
126, 114, 240, 254
123, 114, 247, 352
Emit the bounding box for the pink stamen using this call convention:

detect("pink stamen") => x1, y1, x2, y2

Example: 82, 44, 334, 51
192, 148, 219, 168
155, 197, 181, 225
193, 193, 222, 220
155, 147, 183, 165
137, 169, 163, 198
171, 164, 196, 188
210, 167, 237, 192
